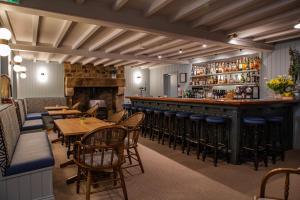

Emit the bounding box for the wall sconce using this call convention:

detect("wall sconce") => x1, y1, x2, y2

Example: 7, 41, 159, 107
0, 27, 12, 57
37, 68, 48, 83
12, 55, 27, 73
134, 71, 142, 84
20, 72, 27, 79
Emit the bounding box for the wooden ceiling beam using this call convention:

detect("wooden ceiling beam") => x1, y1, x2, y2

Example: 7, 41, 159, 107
115, 60, 138, 66
0, 10, 16, 43
164, 45, 213, 58
59, 54, 69, 64
173, 46, 226, 59
72, 25, 99, 49
148, 42, 200, 57
53, 20, 72, 48
170, 0, 210, 23
210, 0, 298, 31
81, 57, 97, 65
120, 35, 166, 55
10, 43, 188, 64
266, 34, 300, 44
89, 28, 125, 51
105, 32, 147, 53
253, 29, 300, 41
103, 59, 123, 66
32, 15, 39, 46
180, 48, 237, 60
94, 58, 110, 66
135, 39, 185, 56
70, 55, 83, 64
0, 0, 273, 51
192, 0, 256, 28
113, 0, 128, 11
144, 0, 174, 17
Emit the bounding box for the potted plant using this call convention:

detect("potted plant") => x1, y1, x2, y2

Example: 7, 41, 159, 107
289, 48, 300, 99
266, 75, 294, 99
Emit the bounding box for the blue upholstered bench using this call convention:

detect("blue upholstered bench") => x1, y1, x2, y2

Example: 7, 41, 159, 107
16, 100, 44, 131
0, 104, 55, 200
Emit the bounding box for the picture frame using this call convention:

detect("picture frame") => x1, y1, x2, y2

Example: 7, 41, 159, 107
179, 73, 187, 83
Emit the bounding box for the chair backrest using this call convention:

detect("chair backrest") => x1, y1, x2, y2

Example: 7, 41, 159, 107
24, 97, 67, 113
15, 100, 25, 125
107, 110, 126, 124
74, 125, 127, 170
257, 167, 300, 200
118, 112, 145, 147
72, 102, 80, 110
86, 103, 99, 117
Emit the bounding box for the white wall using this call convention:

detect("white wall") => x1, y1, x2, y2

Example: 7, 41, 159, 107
261, 39, 300, 98
17, 60, 64, 98
124, 66, 150, 103
149, 64, 191, 97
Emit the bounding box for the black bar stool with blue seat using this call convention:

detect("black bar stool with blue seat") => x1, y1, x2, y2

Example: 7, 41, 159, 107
187, 114, 205, 159
241, 117, 268, 170
151, 109, 164, 143
144, 108, 154, 138
137, 107, 146, 134
202, 116, 229, 167
162, 110, 177, 147
174, 112, 192, 153
131, 106, 137, 115
266, 116, 285, 164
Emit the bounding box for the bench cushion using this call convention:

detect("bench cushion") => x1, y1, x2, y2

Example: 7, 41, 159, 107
5, 131, 54, 176
26, 113, 42, 120
22, 119, 44, 131
25, 97, 67, 113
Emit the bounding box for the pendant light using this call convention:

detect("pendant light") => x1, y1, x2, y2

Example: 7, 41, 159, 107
0, 28, 12, 57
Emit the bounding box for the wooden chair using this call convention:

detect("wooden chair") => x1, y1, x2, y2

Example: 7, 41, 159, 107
73, 125, 128, 200
71, 101, 80, 110
82, 104, 99, 118
107, 110, 127, 124
118, 112, 145, 173
255, 167, 300, 200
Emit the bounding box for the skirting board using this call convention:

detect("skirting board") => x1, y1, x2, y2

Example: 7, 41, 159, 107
0, 167, 54, 200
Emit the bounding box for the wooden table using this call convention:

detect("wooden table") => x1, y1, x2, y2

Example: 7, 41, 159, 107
54, 117, 112, 184
45, 106, 69, 110
48, 109, 81, 117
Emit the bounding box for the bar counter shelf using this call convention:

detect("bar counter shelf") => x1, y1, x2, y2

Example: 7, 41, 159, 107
127, 96, 299, 164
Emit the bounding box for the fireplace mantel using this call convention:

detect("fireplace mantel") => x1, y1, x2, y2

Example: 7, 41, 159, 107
65, 77, 125, 88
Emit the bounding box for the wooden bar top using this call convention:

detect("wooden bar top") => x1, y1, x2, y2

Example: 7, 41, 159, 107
127, 96, 299, 106
45, 106, 69, 110
48, 109, 81, 116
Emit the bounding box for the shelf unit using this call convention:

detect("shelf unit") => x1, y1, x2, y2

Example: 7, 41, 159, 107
190, 82, 258, 87
190, 69, 259, 78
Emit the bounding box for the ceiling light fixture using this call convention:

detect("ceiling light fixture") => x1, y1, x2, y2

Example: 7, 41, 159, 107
202, 44, 207, 48
294, 21, 300, 29
12, 55, 27, 73
20, 72, 27, 79
179, 49, 183, 54
158, 55, 162, 59
0, 27, 12, 57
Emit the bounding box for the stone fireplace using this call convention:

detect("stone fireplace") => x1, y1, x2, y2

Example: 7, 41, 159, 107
64, 62, 125, 114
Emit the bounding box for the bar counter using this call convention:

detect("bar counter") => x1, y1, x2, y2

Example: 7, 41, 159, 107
127, 96, 299, 164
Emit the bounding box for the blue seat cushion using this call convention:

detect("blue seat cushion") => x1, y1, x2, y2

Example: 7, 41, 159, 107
137, 107, 144, 112
5, 131, 54, 176
266, 116, 283, 123
145, 108, 154, 113
26, 112, 42, 120
123, 104, 132, 109
243, 117, 266, 125
176, 112, 192, 118
206, 116, 225, 124
190, 114, 205, 121
41, 111, 49, 116
164, 111, 176, 116
154, 110, 163, 114
22, 119, 44, 131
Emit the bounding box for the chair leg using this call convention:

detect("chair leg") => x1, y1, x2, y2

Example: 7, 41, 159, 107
113, 168, 117, 186
134, 147, 144, 173
86, 171, 91, 200
196, 142, 200, 160
186, 141, 190, 155
76, 167, 81, 194
118, 168, 128, 200
126, 148, 132, 164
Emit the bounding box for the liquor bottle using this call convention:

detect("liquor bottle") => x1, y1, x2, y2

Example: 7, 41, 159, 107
252, 86, 259, 99
246, 72, 251, 83
241, 73, 245, 83
242, 57, 247, 71
238, 58, 243, 71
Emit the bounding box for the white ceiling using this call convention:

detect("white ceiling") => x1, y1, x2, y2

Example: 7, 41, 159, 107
0, 0, 299, 68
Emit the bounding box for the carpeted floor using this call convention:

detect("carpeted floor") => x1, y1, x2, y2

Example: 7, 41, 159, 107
49, 131, 300, 200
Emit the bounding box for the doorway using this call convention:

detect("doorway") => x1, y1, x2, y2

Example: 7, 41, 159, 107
163, 73, 177, 97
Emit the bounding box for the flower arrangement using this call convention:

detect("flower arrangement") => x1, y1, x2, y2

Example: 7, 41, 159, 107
266, 75, 294, 97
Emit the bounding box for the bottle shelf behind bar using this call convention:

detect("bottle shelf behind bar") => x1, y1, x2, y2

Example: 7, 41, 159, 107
188, 55, 261, 100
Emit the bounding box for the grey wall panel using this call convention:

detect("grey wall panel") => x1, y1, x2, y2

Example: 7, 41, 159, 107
261, 39, 300, 98
17, 60, 64, 98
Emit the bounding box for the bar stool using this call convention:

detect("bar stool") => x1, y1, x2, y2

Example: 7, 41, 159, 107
187, 114, 205, 159
144, 108, 154, 138
202, 116, 229, 167
174, 112, 192, 153
266, 116, 285, 164
241, 117, 268, 170
137, 107, 146, 134
151, 110, 164, 143
162, 110, 177, 147
131, 106, 137, 115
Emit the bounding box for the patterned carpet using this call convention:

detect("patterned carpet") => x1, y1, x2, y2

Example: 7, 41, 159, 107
49, 131, 300, 200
